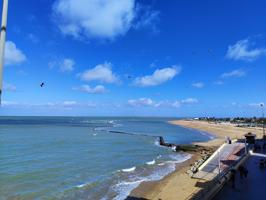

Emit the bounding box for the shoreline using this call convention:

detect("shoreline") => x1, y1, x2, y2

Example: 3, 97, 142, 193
128, 119, 264, 200
127, 153, 201, 200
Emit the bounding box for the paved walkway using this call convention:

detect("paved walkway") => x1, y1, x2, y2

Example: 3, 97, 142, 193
214, 150, 266, 200
193, 142, 245, 180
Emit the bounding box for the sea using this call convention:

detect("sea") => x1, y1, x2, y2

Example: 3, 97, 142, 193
0, 117, 214, 200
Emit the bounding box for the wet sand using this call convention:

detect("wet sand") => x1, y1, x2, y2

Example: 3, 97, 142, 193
128, 120, 264, 200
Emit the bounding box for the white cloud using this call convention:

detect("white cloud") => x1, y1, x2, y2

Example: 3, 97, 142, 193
45, 102, 57, 107
172, 101, 181, 108
221, 69, 246, 78
1, 100, 99, 109
48, 58, 75, 72
79, 62, 119, 83
2, 100, 18, 106
249, 102, 264, 107
134, 5, 159, 32
128, 98, 154, 107
62, 101, 77, 106
73, 84, 106, 94
128, 97, 198, 108
213, 80, 224, 85
226, 39, 266, 61
5, 41, 26, 65
17, 70, 28, 76
48, 61, 56, 69
192, 82, 204, 88
27, 33, 39, 43
3, 82, 17, 92
181, 98, 198, 104
231, 102, 237, 106
134, 66, 181, 87
60, 58, 75, 72
52, 0, 159, 40
53, 0, 135, 39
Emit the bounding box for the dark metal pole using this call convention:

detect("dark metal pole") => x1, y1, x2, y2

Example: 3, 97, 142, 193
261, 104, 265, 141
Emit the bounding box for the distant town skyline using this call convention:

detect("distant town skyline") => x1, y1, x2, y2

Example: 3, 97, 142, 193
0, 0, 266, 117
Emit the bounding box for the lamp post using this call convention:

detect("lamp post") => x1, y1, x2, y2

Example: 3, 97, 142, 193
218, 149, 221, 175
0, 0, 9, 105
261, 103, 265, 144
245, 138, 247, 154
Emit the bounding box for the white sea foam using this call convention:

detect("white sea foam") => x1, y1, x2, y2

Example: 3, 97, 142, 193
113, 123, 122, 127
186, 127, 215, 140
199, 131, 215, 139
168, 154, 192, 164
154, 140, 160, 146
146, 160, 155, 165
113, 179, 145, 200
171, 146, 176, 151
76, 183, 88, 188
112, 153, 192, 200
121, 166, 136, 172
94, 127, 107, 131
80, 120, 92, 124
113, 165, 176, 200
116, 180, 144, 186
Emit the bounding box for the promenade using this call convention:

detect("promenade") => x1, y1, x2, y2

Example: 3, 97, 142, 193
214, 147, 266, 200
193, 142, 245, 180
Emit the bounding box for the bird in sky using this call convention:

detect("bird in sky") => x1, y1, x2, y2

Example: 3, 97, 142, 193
40, 82, 45, 87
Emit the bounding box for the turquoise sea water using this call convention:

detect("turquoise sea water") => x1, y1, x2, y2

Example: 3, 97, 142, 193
0, 117, 213, 200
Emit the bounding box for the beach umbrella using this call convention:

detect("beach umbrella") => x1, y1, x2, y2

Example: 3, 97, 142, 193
0, 0, 9, 105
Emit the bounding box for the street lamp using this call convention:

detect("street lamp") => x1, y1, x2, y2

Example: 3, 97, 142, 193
261, 103, 265, 145
218, 149, 221, 175
0, 0, 9, 105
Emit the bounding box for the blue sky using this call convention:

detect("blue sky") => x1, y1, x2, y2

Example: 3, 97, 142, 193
1, 0, 266, 117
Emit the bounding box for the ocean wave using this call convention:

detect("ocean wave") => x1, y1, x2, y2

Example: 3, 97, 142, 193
76, 183, 87, 188
168, 154, 192, 163
185, 127, 215, 140
112, 179, 145, 200
121, 166, 136, 172
157, 163, 165, 166
80, 120, 94, 124
146, 160, 155, 165
75, 181, 95, 189
116, 180, 144, 186
111, 153, 192, 200
108, 120, 122, 128
113, 163, 176, 199
93, 127, 108, 131
113, 123, 122, 127
171, 146, 176, 151
154, 140, 160, 146
199, 131, 215, 139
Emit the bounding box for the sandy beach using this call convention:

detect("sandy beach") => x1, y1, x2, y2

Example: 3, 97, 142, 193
129, 120, 264, 200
